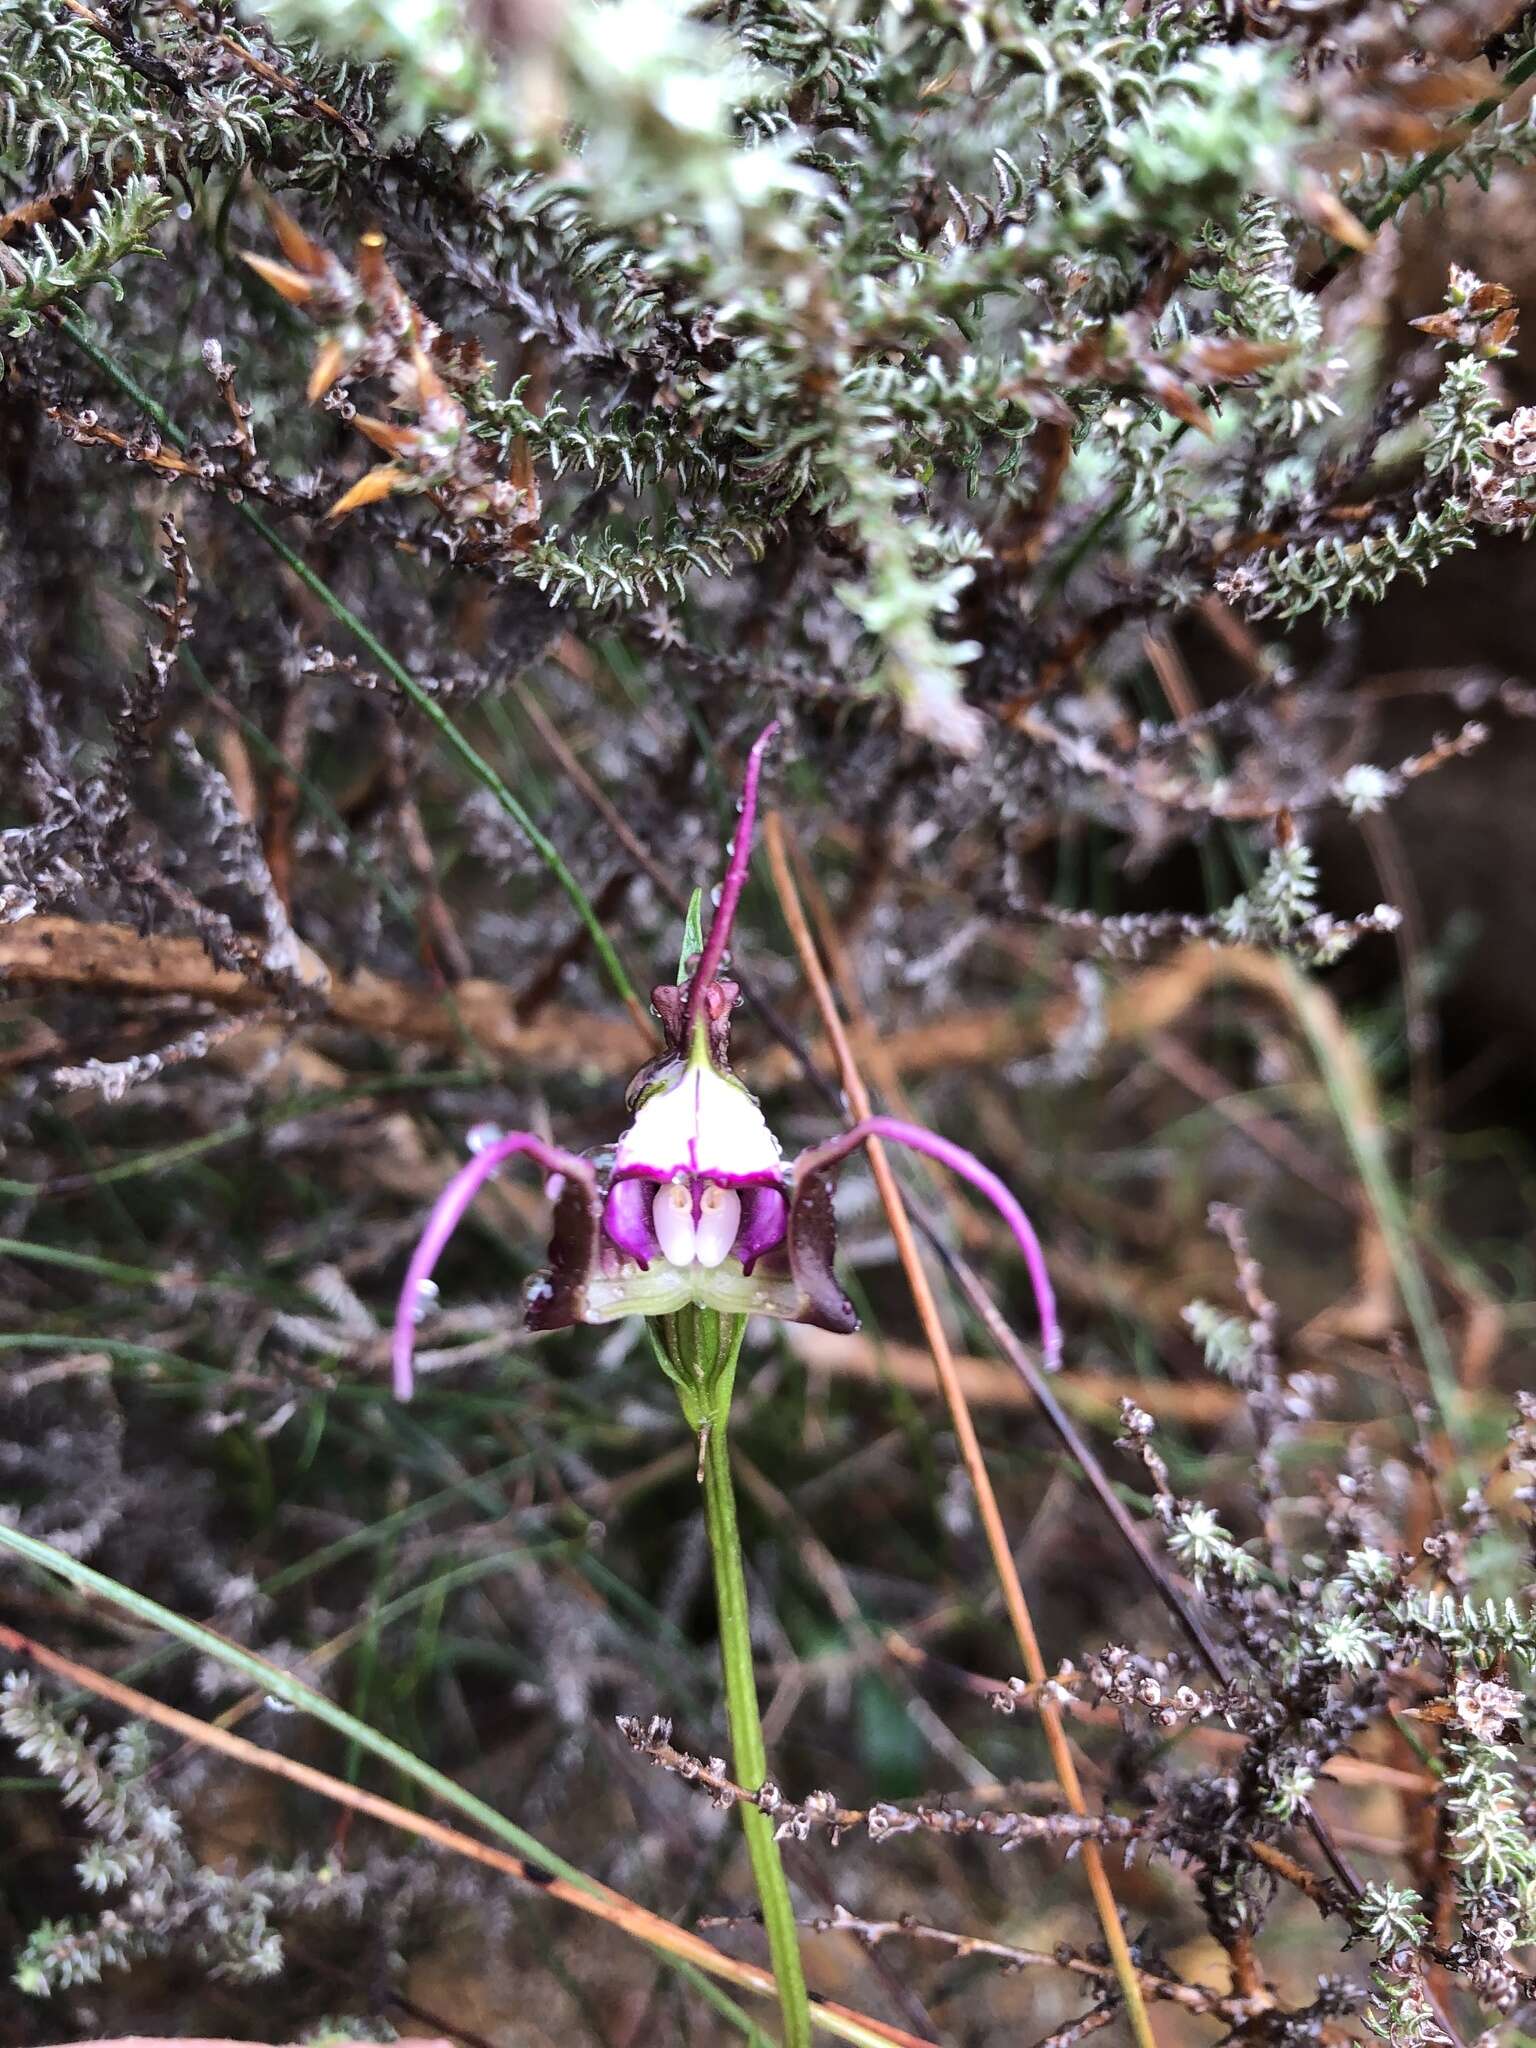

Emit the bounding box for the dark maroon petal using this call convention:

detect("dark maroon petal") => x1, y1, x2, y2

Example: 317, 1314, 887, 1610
603, 1175, 658, 1266
784, 1168, 858, 1334
646, 978, 741, 1076
525, 1168, 606, 1331
735, 1185, 788, 1273
649, 983, 687, 1050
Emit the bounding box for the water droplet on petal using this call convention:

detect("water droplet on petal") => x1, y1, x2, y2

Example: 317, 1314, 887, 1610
467, 1122, 504, 1155
710, 883, 723, 907
411, 1276, 440, 1324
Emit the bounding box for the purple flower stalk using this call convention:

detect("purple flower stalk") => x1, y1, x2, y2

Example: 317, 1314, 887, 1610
393, 723, 1062, 1396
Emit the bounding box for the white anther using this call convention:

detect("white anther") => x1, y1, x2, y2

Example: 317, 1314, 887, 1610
694, 1184, 741, 1269
653, 1182, 697, 1267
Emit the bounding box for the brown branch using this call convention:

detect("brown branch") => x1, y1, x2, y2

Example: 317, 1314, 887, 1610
780, 1907, 1279, 2025
0, 915, 647, 1066
617, 1716, 1138, 1848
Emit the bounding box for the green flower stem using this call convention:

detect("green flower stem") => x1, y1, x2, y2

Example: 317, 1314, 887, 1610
701, 1416, 812, 2048
655, 1309, 812, 2048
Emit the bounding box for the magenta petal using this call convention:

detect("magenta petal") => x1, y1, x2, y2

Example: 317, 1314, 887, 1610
791, 1117, 1062, 1369
603, 1176, 658, 1265
735, 1185, 788, 1272
393, 1130, 594, 1401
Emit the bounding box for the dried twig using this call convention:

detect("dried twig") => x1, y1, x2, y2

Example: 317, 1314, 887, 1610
617, 1717, 1139, 1849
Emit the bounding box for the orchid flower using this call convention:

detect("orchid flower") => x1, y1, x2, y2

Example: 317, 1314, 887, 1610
392, 720, 1061, 1401
389, 723, 1065, 2048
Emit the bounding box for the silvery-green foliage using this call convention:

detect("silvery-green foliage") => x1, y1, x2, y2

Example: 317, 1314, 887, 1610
0, 0, 1522, 926
5, 0, 1525, 759
0, 1674, 366, 1997
0, 178, 169, 337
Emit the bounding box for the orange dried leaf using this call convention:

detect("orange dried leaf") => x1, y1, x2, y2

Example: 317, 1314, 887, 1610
1142, 364, 1214, 437
356, 229, 395, 298
327, 464, 408, 519
307, 337, 348, 403
1180, 338, 1290, 379
1348, 107, 1451, 153
242, 251, 317, 305
263, 198, 327, 277
1301, 185, 1374, 253
353, 415, 415, 456
507, 433, 536, 497
1486, 307, 1520, 352
1391, 64, 1494, 111
409, 342, 448, 407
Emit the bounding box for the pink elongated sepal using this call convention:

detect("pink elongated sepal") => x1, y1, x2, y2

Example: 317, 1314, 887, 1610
682, 719, 779, 1042
393, 1130, 595, 1401
793, 1116, 1063, 1370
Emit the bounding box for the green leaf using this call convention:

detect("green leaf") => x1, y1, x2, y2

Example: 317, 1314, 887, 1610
677, 885, 705, 983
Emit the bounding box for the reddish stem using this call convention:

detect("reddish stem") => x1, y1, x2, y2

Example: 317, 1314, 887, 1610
682, 720, 780, 1042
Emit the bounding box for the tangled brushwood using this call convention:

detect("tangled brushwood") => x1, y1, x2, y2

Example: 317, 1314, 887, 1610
2, 0, 1536, 2039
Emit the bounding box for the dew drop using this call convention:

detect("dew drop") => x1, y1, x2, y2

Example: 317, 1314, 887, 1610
466, 1122, 504, 1154
410, 1276, 440, 1325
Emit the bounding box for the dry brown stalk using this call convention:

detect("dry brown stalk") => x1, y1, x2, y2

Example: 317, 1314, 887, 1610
0, 915, 648, 1065
783, 1906, 1277, 2024
165, 0, 370, 141
510, 676, 688, 906
760, 808, 1162, 2048
618, 1717, 1136, 1847
0, 1624, 926, 2048
1, 914, 1410, 1093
